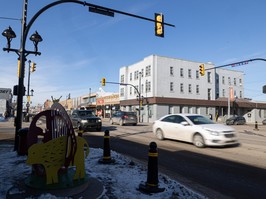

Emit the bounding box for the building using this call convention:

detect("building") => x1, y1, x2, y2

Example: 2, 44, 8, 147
119, 55, 266, 123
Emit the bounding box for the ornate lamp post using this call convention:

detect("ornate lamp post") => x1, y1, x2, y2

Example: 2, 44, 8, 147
2, 0, 42, 151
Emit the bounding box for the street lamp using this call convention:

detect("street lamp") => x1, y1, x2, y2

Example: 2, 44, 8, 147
2, 0, 42, 151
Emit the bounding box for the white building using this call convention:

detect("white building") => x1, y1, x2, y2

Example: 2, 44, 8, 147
119, 55, 266, 123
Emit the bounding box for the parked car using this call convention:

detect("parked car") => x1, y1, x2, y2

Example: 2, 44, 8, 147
70, 109, 102, 131
152, 114, 238, 148
262, 119, 266, 125
110, 111, 137, 126
226, 116, 246, 125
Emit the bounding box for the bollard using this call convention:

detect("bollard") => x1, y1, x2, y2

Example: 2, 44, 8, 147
98, 130, 115, 164
139, 142, 165, 193
78, 126, 84, 137
254, 121, 259, 131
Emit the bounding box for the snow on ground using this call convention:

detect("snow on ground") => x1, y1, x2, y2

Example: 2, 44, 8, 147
0, 144, 207, 199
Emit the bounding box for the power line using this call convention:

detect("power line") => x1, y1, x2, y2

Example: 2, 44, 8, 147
0, 16, 21, 21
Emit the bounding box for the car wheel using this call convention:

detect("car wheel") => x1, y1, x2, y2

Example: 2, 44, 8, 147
193, 134, 205, 148
119, 120, 124, 126
110, 119, 113, 125
156, 129, 164, 140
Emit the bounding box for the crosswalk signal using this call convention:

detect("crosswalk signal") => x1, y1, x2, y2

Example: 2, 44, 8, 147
31, 62, 36, 73
199, 64, 205, 76
101, 78, 106, 86
155, 13, 164, 37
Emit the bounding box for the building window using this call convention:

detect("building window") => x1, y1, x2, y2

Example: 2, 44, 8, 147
188, 69, 192, 78
234, 78, 236, 86
240, 91, 242, 98
196, 70, 199, 79
120, 74, 125, 83
145, 65, 151, 76
188, 84, 192, 93
141, 69, 144, 77
134, 71, 139, 80
120, 88, 124, 97
222, 89, 225, 97
170, 66, 174, 76
180, 83, 184, 93
222, 76, 225, 84
130, 73, 132, 81
130, 87, 132, 95
208, 88, 211, 100
239, 78, 242, 86
180, 68, 184, 77
228, 77, 231, 85
146, 81, 151, 92
170, 82, 174, 92
196, 85, 199, 94
207, 72, 211, 83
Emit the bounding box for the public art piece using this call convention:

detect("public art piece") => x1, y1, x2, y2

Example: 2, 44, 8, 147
25, 103, 89, 188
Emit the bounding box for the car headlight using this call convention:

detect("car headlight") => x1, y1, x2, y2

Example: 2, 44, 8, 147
81, 120, 87, 123
97, 119, 102, 123
205, 129, 220, 136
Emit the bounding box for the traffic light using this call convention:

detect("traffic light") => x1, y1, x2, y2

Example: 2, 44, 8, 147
199, 64, 205, 76
155, 13, 164, 37
101, 78, 106, 86
31, 62, 36, 73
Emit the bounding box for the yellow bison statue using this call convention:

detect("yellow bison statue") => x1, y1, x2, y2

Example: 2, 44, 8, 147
27, 136, 89, 184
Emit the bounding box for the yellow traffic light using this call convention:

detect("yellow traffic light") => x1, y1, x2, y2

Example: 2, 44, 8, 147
31, 62, 36, 73
101, 78, 106, 86
199, 64, 205, 76
155, 13, 164, 37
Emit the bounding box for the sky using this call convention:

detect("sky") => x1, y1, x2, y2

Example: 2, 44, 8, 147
0, 144, 206, 199
0, 0, 266, 105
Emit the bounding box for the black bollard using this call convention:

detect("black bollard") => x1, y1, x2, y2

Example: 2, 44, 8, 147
254, 121, 259, 130
139, 142, 165, 193
98, 130, 115, 164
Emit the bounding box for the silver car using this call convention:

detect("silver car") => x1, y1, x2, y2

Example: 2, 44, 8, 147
153, 114, 238, 148
110, 111, 137, 126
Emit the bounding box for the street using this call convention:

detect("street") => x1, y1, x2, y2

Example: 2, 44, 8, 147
1, 120, 266, 199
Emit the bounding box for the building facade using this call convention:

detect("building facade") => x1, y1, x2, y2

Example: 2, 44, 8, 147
119, 55, 266, 123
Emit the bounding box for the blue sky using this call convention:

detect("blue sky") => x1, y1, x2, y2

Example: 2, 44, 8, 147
0, 0, 266, 105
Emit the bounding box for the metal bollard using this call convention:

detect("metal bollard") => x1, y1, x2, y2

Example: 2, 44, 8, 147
254, 121, 259, 130
139, 142, 165, 193
98, 130, 115, 164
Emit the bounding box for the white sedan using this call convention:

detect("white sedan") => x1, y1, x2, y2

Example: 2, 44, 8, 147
152, 114, 239, 148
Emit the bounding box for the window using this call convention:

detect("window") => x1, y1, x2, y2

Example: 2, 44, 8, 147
120, 88, 124, 97
180, 68, 183, 77
196, 85, 199, 94
130, 87, 132, 95
228, 77, 231, 85
208, 88, 211, 100
188, 69, 192, 78
188, 84, 192, 93
170, 82, 174, 92
145, 65, 151, 76
207, 72, 211, 83
134, 71, 138, 80
234, 78, 236, 86
129, 73, 132, 81
120, 74, 124, 83
170, 66, 174, 76
240, 91, 242, 98
222, 76, 225, 84
141, 69, 144, 77
239, 78, 242, 86
222, 89, 225, 97
146, 81, 151, 92
134, 85, 138, 95
180, 83, 184, 93
196, 70, 199, 79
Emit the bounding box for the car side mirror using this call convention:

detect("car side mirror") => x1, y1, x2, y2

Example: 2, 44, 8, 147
180, 121, 189, 126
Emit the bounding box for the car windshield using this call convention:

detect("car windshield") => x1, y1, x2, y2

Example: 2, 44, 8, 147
187, 115, 215, 125
78, 111, 95, 117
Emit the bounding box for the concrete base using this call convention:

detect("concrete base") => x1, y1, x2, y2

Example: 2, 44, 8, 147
6, 176, 104, 199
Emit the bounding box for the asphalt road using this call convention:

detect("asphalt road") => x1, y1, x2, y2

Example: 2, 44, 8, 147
1, 120, 266, 199
83, 121, 266, 199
